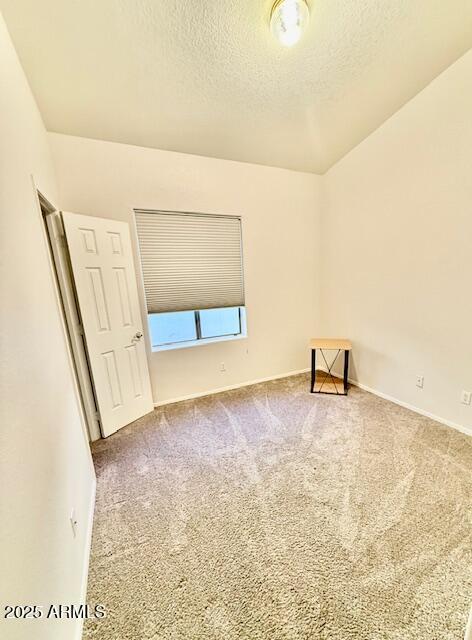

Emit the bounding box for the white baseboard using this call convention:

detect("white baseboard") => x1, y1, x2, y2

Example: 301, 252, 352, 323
352, 378, 471, 437
76, 477, 96, 640
465, 608, 472, 640
318, 367, 471, 437
154, 368, 310, 407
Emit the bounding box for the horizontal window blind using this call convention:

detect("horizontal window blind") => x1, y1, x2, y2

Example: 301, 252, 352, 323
135, 210, 245, 314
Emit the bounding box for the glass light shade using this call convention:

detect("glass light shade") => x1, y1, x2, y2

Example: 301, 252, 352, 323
270, 0, 310, 47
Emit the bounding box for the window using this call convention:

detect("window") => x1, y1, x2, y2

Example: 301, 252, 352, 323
148, 310, 197, 346
149, 306, 245, 348
135, 210, 246, 349
200, 306, 241, 339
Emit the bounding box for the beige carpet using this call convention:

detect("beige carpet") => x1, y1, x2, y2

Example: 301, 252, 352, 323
84, 373, 471, 639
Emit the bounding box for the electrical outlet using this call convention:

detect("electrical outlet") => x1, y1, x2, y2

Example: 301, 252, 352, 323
461, 391, 471, 406
416, 375, 424, 389
220, 362, 226, 372
70, 509, 78, 538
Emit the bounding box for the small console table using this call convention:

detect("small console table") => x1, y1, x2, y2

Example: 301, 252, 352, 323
310, 338, 352, 395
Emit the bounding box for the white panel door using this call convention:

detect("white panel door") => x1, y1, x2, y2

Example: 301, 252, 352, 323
62, 211, 154, 437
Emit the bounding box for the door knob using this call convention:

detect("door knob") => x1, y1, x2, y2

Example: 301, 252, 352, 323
133, 331, 143, 342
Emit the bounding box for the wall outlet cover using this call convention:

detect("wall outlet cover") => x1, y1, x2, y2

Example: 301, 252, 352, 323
461, 391, 471, 405
70, 508, 78, 538
416, 375, 424, 389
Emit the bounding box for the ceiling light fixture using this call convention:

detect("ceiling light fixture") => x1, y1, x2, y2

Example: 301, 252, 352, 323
270, 0, 310, 47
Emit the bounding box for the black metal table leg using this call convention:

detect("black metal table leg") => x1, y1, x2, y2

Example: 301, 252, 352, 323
311, 349, 316, 393
343, 350, 349, 394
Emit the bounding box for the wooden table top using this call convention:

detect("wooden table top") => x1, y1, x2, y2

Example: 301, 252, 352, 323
310, 338, 352, 350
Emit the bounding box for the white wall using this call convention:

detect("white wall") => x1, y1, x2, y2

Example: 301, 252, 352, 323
0, 13, 95, 640
321, 50, 472, 434
49, 134, 321, 404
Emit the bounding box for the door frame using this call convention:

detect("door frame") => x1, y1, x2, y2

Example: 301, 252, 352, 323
36, 189, 102, 441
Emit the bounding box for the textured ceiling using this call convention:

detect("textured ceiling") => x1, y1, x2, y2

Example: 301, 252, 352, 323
1, 0, 471, 173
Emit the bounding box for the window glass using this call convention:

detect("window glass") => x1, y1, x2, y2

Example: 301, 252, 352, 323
148, 311, 197, 346
199, 307, 241, 339
148, 307, 245, 348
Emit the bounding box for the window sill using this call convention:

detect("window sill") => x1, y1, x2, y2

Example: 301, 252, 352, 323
152, 333, 247, 353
